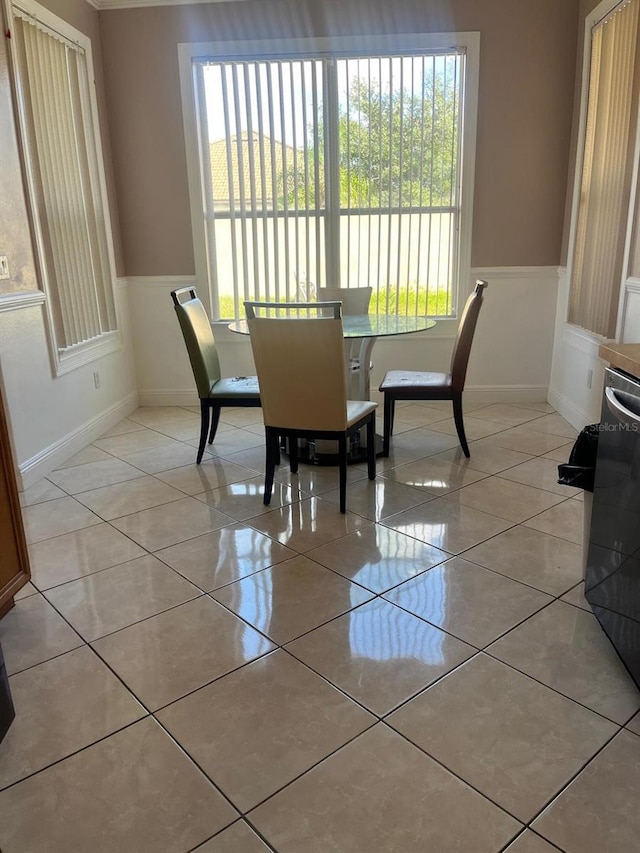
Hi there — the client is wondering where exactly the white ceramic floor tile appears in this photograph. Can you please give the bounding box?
[0,646,144,788]
[8,398,640,850]
[0,718,237,853]
[45,554,201,641]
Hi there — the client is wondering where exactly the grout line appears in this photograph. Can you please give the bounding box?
[9,404,619,850]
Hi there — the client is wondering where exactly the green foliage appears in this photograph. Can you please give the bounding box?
[217,285,451,320]
[339,65,459,208]
[278,59,459,211]
[371,285,452,317]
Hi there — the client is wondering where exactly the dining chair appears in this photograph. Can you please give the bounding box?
[317,287,374,390]
[171,287,260,463]
[244,301,377,513]
[379,279,488,458]
[317,286,372,315]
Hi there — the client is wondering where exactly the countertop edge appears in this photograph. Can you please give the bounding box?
[599,343,640,378]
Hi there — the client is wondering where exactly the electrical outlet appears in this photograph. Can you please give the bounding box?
[0,255,9,280]
[587,368,593,390]
[93,371,100,389]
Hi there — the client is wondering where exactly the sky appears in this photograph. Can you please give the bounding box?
[201,53,459,146]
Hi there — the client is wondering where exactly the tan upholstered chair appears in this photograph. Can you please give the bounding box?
[317,287,373,385]
[171,287,260,463]
[317,287,372,315]
[379,279,488,458]
[245,301,377,513]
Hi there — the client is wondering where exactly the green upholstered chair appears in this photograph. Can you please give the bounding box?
[171,287,260,463]
[245,300,377,513]
[379,279,488,458]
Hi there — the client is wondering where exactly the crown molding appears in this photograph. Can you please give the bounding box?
[94,0,253,9]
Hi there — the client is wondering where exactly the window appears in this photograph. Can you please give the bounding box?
[8,0,118,373]
[568,0,640,339]
[180,34,478,321]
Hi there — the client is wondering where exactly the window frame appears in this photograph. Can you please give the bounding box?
[566,0,640,342]
[178,32,479,333]
[4,0,121,375]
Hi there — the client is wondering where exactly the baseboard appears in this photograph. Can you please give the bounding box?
[137,389,199,407]
[18,392,139,489]
[141,385,549,410]
[463,385,550,405]
[547,386,591,431]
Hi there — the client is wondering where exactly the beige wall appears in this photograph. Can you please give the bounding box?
[98,0,580,276]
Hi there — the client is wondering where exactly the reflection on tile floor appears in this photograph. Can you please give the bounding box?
[2,401,640,852]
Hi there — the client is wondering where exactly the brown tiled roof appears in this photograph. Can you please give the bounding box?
[208,132,298,209]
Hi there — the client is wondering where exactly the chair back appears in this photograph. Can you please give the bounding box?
[171,287,221,399]
[245,302,348,431]
[450,279,488,392]
[317,287,372,315]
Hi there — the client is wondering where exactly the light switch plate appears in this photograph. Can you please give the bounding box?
[0,256,9,280]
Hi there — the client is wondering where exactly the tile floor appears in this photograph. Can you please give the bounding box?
[1,401,640,852]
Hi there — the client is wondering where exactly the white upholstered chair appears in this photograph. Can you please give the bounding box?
[317,286,373,391]
[245,301,377,513]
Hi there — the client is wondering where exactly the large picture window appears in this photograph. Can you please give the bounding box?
[8,0,118,373]
[180,34,478,321]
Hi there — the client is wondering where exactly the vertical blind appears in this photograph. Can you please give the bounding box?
[194,51,464,320]
[12,7,116,350]
[569,0,640,338]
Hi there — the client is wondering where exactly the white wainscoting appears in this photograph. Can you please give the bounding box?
[3,281,139,488]
[128,267,559,408]
[548,267,607,429]
[620,277,640,343]
[550,262,640,431]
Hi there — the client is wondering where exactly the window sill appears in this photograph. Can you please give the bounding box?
[54,330,122,376]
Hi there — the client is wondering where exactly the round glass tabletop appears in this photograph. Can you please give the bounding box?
[228,315,436,339]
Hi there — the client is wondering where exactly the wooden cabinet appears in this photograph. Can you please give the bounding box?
[0,383,30,618]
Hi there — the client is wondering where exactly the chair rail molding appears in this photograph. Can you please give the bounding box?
[125,276,197,289]
[0,291,46,313]
[470,265,560,281]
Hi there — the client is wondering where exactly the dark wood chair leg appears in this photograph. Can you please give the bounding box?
[382,393,393,457]
[452,393,470,457]
[338,435,348,513]
[264,427,277,504]
[197,400,210,464]
[208,405,221,444]
[289,435,299,474]
[366,416,376,481]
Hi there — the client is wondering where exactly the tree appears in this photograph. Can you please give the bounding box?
[279,56,460,211]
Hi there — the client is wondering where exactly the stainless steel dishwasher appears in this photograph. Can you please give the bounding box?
[585,366,640,689]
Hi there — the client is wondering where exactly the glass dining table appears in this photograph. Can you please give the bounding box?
[228,313,436,462]
[228,314,436,401]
